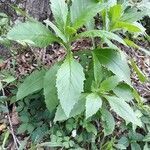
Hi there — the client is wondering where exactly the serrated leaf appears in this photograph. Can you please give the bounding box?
[7,21,57,47]
[17,70,45,100]
[50,0,68,31]
[101,108,115,136]
[109,4,122,23]
[75,30,127,46]
[113,83,134,102]
[71,0,108,29]
[86,93,102,119]
[99,75,120,92]
[94,48,131,85]
[54,94,86,122]
[44,64,59,113]
[106,96,142,126]
[111,21,141,32]
[92,52,103,84]
[56,58,85,117]
[121,8,146,23]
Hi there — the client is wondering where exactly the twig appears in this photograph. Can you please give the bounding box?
[6,101,19,150]
[2,87,20,149]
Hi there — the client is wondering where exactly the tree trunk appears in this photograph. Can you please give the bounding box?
[0,0,51,21]
[25,0,51,21]
[0,0,52,57]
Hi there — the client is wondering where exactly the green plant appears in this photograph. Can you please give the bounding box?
[0,12,11,47]
[6,0,149,149]
[0,13,10,35]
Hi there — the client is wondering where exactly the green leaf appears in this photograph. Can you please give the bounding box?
[86,93,102,119]
[92,52,103,84]
[86,18,95,30]
[75,30,127,46]
[133,22,146,33]
[121,8,146,23]
[71,0,108,29]
[50,0,68,31]
[56,58,85,117]
[131,142,141,150]
[17,123,28,134]
[109,4,122,23]
[99,75,120,92]
[132,89,143,104]
[113,83,134,102]
[44,19,67,43]
[114,144,126,150]
[54,106,66,122]
[124,39,139,49]
[101,108,115,136]
[65,26,77,35]
[106,96,142,126]
[17,70,45,100]
[86,123,97,135]
[94,48,131,85]
[2,76,16,83]
[143,133,150,142]
[111,21,141,32]
[130,59,148,83]
[54,94,86,122]
[0,37,11,46]
[118,137,129,147]
[143,143,149,150]
[128,132,144,141]
[7,21,57,47]
[101,140,114,150]
[101,9,110,31]
[44,64,59,113]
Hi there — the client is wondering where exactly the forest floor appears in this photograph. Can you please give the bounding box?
[0,1,150,149]
[0,31,150,150]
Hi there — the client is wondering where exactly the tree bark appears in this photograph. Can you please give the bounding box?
[25,0,51,21]
[0,0,52,57]
[0,0,51,21]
